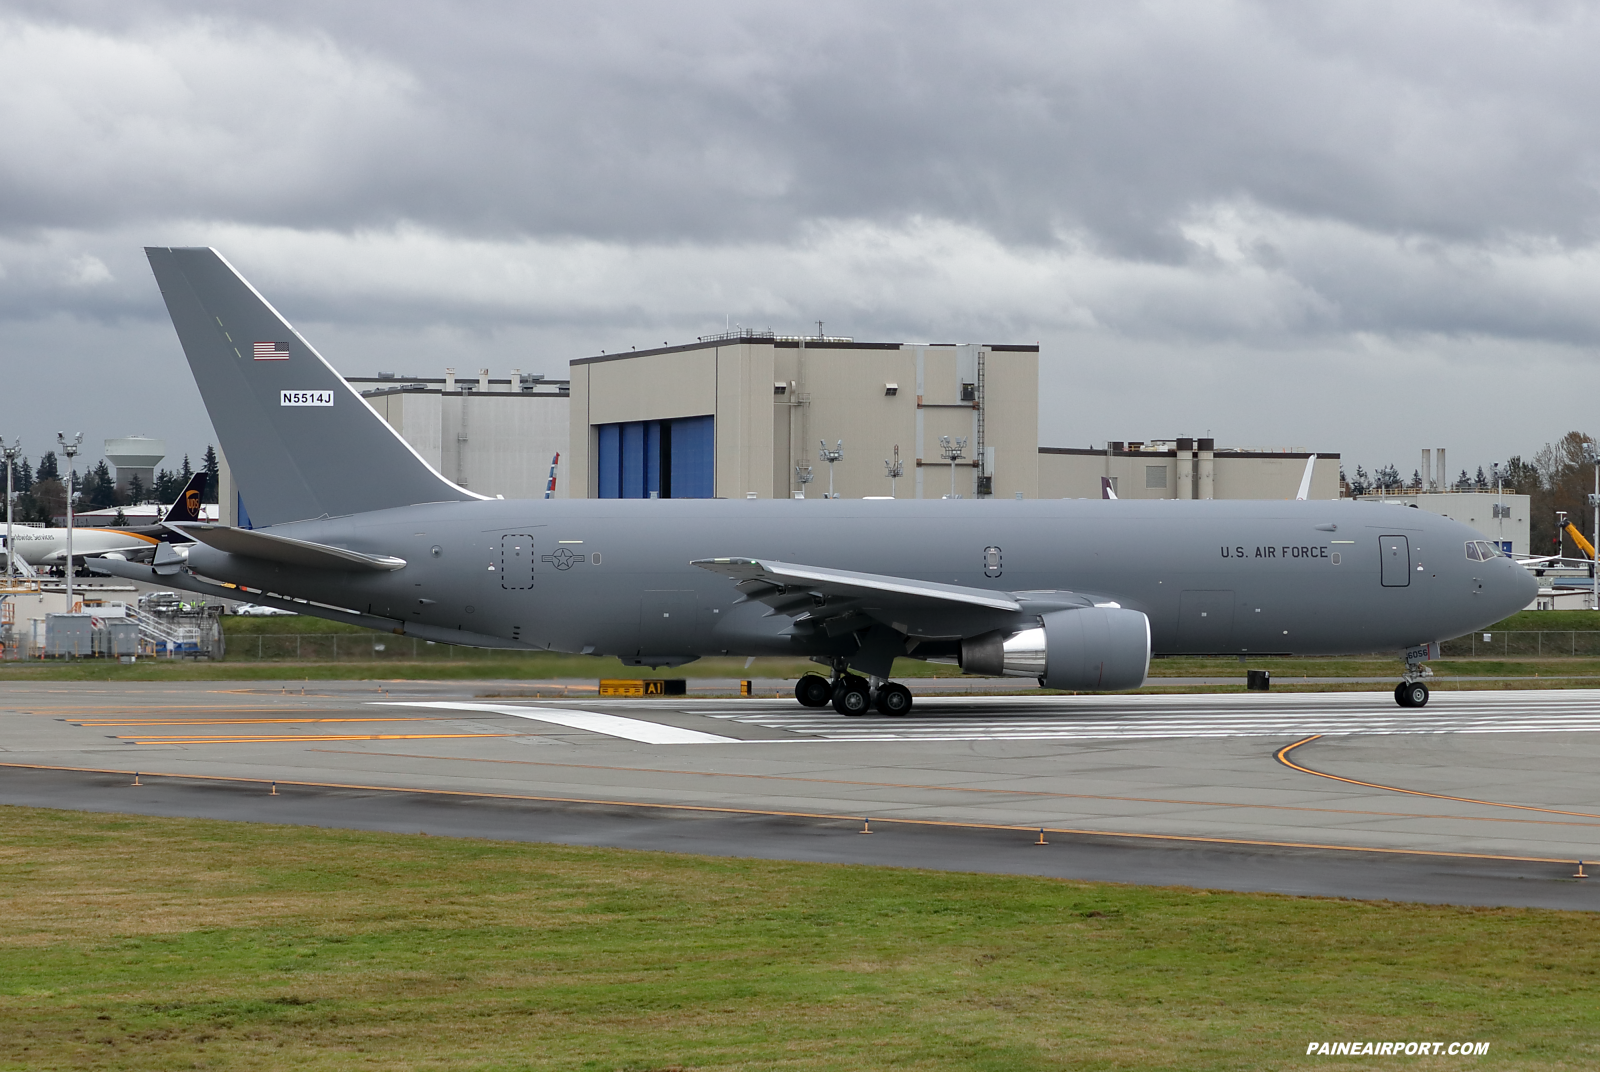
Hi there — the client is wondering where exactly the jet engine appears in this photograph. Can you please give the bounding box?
[959,607,1150,691]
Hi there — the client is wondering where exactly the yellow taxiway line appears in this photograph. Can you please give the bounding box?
[1275,735,1600,820]
[113,733,521,744]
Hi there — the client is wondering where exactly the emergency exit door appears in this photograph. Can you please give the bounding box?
[1380,535,1410,587]
[501,534,535,590]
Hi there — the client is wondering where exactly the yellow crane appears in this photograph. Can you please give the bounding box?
[1557,511,1597,560]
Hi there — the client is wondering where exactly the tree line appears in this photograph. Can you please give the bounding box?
[2,446,218,526]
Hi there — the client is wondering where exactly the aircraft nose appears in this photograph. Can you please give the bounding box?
[1497,557,1538,615]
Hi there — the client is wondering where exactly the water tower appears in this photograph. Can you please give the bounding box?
[104,436,166,499]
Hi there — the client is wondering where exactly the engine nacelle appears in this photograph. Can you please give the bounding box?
[960,607,1150,691]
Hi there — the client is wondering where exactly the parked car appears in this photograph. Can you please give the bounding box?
[232,602,297,616]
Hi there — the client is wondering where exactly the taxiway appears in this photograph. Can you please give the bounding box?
[2,681,1596,910]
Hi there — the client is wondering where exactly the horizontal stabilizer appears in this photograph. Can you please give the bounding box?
[173,523,406,572]
[692,557,1020,613]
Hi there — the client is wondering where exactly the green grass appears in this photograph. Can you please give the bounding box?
[1,807,1595,1070]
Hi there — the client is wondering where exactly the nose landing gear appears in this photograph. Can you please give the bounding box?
[1393,643,1436,707]
[1395,680,1429,707]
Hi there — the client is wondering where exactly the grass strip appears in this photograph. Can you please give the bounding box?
[1,807,1597,1070]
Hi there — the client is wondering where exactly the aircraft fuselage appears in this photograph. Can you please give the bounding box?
[185,495,1535,664]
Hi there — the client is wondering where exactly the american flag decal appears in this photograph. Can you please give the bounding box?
[253,341,290,360]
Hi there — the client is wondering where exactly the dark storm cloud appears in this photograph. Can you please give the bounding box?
[7,0,1600,250]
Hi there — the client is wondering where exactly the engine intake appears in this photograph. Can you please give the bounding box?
[960,607,1149,691]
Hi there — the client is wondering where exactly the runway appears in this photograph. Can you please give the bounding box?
[2,681,1598,910]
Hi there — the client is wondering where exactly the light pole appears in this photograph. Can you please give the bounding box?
[1,437,17,586]
[1586,443,1599,612]
[794,464,813,498]
[940,435,966,498]
[57,432,82,608]
[884,445,903,498]
[819,440,843,499]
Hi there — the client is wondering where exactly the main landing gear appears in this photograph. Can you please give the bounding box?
[794,664,914,717]
[1393,644,1434,707]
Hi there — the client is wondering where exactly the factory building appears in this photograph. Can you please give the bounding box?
[351,370,570,500]
[1038,440,1341,500]
[566,332,1040,499]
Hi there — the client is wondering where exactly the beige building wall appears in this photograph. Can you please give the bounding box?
[358,380,569,500]
[571,337,1040,499]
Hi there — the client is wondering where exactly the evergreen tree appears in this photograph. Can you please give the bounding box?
[1409,469,1422,490]
[201,446,219,504]
[153,468,178,503]
[181,454,193,481]
[1476,466,1488,489]
[29,477,65,524]
[35,451,58,483]
[14,457,31,494]
[1457,468,1470,490]
[82,459,117,510]
[127,472,146,505]
[113,506,128,526]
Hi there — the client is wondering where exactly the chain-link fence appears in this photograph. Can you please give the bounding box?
[225,634,521,661]
[1438,631,1600,657]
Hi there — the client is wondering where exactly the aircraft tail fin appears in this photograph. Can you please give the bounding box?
[159,471,208,525]
[144,247,479,527]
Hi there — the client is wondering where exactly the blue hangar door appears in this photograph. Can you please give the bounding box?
[596,415,714,498]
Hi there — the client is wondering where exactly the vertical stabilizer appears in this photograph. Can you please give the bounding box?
[145,247,478,527]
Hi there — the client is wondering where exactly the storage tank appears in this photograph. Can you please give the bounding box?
[104,436,165,499]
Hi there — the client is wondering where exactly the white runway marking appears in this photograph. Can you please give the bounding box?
[376,702,737,745]
[687,690,1600,741]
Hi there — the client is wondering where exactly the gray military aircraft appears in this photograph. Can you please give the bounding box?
[92,247,1536,713]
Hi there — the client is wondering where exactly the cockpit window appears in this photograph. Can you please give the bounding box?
[1466,541,1498,561]
[1466,541,1484,561]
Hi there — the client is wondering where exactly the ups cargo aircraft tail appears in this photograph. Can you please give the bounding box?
[95,247,1536,712]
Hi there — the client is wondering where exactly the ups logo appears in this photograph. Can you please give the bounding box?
[182,490,200,518]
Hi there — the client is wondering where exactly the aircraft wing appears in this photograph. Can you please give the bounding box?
[694,557,1021,613]
[173,523,406,572]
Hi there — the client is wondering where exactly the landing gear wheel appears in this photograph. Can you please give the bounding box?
[875,682,913,716]
[795,674,833,708]
[1395,681,1429,707]
[832,677,871,716]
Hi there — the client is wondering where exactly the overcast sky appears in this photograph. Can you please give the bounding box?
[3,0,1599,483]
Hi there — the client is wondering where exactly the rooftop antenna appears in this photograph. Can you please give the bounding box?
[816,320,824,339]
[794,463,813,498]
[819,440,843,499]
[884,445,903,498]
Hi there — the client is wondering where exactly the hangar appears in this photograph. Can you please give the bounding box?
[565,331,1041,500]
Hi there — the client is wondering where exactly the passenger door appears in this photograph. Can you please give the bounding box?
[1379,535,1410,587]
